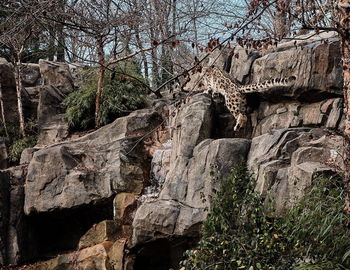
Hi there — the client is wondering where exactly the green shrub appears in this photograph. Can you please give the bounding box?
[180,165,350,270]
[0,118,38,163]
[180,164,291,270]
[287,175,350,269]
[63,67,147,130]
[8,135,37,162]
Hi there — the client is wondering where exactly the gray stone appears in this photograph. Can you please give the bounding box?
[24,109,162,214]
[132,138,250,246]
[36,86,69,146]
[19,147,41,165]
[150,141,172,189]
[21,64,41,86]
[39,60,74,93]
[326,98,343,129]
[0,138,7,169]
[250,38,342,101]
[78,220,120,249]
[170,93,213,160]
[0,165,27,266]
[230,46,260,84]
[248,128,343,214]
[132,93,251,246]
[253,99,343,137]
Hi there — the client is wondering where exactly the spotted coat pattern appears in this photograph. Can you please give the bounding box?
[200,66,295,131]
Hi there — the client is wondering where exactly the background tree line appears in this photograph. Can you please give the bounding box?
[0,0,350,183]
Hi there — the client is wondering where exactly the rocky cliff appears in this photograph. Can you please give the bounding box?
[0,31,345,269]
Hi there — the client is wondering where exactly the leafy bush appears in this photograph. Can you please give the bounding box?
[0,118,38,163]
[286,175,350,269]
[8,135,37,162]
[63,67,147,130]
[180,165,350,270]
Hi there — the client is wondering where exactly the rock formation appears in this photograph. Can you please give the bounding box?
[0,31,345,269]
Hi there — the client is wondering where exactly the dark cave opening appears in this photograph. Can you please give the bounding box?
[24,198,114,262]
[134,238,195,270]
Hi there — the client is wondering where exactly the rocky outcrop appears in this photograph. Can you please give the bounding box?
[248,128,343,214]
[0,32,345,270]
[244,32,342,101]
[252,98,343,137]
[36,61,77,145]
[24,109,162,214]
[132,94,251,247]
[0,165,27,266]
[25,241,125,270]
[36,86,70,145]
[0,58,18,124]
[38,60,74,93]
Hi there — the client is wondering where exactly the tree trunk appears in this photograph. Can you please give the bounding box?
[48,26,56,61]
[95,39,105,127]
[339,0,350,213]
[150,27,159,88]
[56,0,66,62]
[14,62,25,137]
[56,23,65,62]
[274,0,291,40]
[135,31,149,82]
[0,82,8,138]
[192,0,199,55]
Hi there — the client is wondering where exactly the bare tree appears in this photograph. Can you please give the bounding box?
[0,1,41,137]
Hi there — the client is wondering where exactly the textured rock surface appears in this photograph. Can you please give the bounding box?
[24,109,162,214]
[79,220,120,249]
[253,98,343,137]
[38,60,74,93]
[36,60,77,145]
[0,138,7,169]
[250,34,342,100]
[230,46,260,84]
[21,63,41,86]
[0,58,18,124]
[132,94,251,246]
[0,166,27,265]
[36,86,70,145]
[248,128,343,214]
[25,241,125,270]
[0,33,346,269]
[113,193,137,223]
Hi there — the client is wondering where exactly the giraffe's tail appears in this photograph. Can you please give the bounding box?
[239,76,296,94]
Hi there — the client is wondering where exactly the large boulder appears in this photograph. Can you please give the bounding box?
[21,63,41,87]
[24,241,125,270]
[24,109,162,214]
[0,58,18,124]
[36,86,69,146]
[38,60,74,93]
[252,98,343,137]
[249,32,342,101]
[132,94,251,246]
[0,165,27,266]
[133,138,250,245]
[248,128,343,214]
